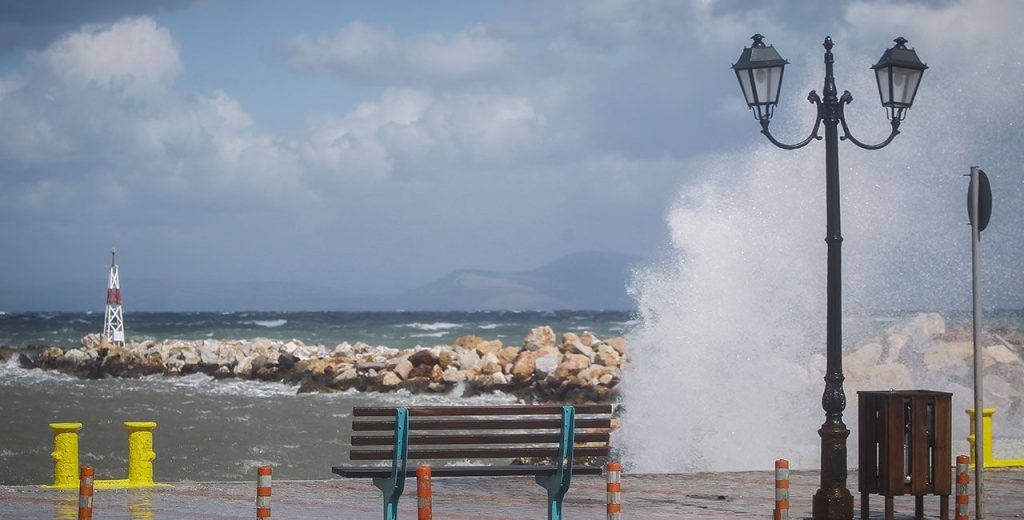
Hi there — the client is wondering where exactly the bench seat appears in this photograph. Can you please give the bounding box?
[333,464,605,479]
[333,404,613,520]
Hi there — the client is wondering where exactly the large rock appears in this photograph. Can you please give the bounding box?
[408,349,440,367]
[579,331,597,347]
[393,359,414,379]
[381,371,402,386]
[438,350,456,369]
[923,341,972,373]
[442,366,466,383]
[605,337,627,356]
[497,346,519,366]
[594,350,620,368]
[985,344,1022,366]
[512,351,539,380]
[523,326,556,351]
[534,351,562,379]
[475,340,503,356]
[561,332,580,350]
[554,353,591,379]
[846,342,883,373]
[454,348,481,370]
[480,353,502,375]
[564,340,595,361]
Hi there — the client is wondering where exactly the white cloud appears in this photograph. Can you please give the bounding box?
[36,17,183,98]
[301,88,551,180]
[287,20,511,84]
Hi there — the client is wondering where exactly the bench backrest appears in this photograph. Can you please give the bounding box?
[350,404,612,465]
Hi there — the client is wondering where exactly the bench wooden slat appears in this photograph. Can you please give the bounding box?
[353,417,611,432]
[351,431,610,446]
[353,404,612,416]
[350,445,610,461]
[333,464,605,478]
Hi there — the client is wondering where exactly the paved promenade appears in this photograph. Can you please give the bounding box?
[1,469,1022,519]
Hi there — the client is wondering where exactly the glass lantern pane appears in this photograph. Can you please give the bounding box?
[765,66,783,104]
[875,68,890,105]
[890,68,911,106]
[737,69,756,105]
[752,67,770,103]
[895,67,922,105]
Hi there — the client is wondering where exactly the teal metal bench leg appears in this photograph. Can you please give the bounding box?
[372,407,409,520]
[535,406,575,520]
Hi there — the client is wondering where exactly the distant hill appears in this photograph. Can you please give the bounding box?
[396,251,642,310]
[0,251,642,311]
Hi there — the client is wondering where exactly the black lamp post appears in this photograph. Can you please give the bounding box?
[732,35,927,520]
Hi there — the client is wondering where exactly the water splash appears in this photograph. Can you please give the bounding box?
[620,36,1024,472]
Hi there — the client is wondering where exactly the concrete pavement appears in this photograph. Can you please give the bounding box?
[1,469,1022,519]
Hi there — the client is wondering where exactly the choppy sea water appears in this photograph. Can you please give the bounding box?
[0,310,1021,485]
[0,311,634,485]
[0,310,636,350]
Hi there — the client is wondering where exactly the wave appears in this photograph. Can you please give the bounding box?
[409,332,449,338]
[241,319,288,328]
[397,322,462,331]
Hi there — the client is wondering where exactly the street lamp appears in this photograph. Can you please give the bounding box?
[731,35,927,520]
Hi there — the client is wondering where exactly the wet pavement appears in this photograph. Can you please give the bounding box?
[1,469,1022,519]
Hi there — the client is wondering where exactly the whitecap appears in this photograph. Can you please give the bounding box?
[397,322,461,331]
[241,319,288,328]
[409,332,448,338]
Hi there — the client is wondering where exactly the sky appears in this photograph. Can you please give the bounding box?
[0,0,1021,309]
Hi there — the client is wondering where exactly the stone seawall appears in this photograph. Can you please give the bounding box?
[4,326,626,403]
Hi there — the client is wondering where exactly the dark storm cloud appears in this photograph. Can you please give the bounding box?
[0,0,195,51]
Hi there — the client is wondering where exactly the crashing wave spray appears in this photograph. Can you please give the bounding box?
[618,32,1024,472]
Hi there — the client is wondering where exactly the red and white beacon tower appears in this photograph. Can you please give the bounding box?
[102,249,125,345]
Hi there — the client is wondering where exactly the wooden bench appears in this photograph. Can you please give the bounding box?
[332,404,613,520]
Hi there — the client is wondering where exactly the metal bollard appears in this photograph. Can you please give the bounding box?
[256,466,272,519]
[955,455,970,520]
[417,464,432,520]
[78,466,94,520]
[774,459,789,520]
[50,423,84,489]
[124,422,157,487]
[606,461,621,519]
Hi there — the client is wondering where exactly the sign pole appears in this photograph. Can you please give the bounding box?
[968,165,985,519]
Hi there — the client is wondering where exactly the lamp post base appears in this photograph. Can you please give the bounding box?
[813,487,854,520]
[813,424,854,520]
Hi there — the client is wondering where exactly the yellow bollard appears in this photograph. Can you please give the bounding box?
[124,421,157,487]
[966,407,995,466]
[48,423,83,489]
[966,407,1024,468]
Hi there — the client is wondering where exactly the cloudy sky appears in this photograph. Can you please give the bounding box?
[0,0,1021,308]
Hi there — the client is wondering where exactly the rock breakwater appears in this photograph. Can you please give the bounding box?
[8,326,627,403]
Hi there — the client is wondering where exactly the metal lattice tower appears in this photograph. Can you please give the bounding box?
[102,249,125,345]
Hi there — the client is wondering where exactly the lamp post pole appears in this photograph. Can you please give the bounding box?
[732,35,927,520]
[816,36,853,519]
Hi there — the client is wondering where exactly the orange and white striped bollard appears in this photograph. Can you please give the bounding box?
[417,464,432,520]
[774,459,789,520]
[78,465,94,520]
[256,466,272,519]
[955,455,970,520]
[607,461,621,519]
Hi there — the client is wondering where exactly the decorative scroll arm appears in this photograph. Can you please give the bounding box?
[838,91,901,150]
[759,91,823,150]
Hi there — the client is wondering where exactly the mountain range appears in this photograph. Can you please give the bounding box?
[0,251,643,312]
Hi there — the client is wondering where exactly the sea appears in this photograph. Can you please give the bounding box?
[0,310,635,485]
[1,309,1021,485]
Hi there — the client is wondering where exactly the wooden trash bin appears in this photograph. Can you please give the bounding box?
[858,390,952,520]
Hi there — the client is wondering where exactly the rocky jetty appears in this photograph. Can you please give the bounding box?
[810,313,1024,431]
[14,327,627,403]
